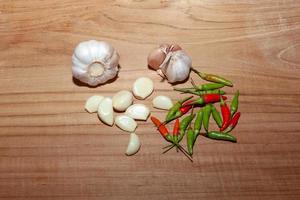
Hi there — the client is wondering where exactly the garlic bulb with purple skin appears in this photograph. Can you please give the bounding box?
[72,40,119,86]
[147,44,192,83]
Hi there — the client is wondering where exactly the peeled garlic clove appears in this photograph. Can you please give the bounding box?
[115,115,137,132]
[152,95,173,110]
[126,133,141,156]
[85,95,104,113]
[132,77,154,100]
[97,97,114,126]
[112,90,133,112]
[125,104,150,121]
[161,50,192,83]
[72,40,119,86]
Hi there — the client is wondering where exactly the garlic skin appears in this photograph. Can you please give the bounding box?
[126,133,141,156]
[152,95,173,110]
[147,44,191,83]
[97,97,114,126]
[85,95,104,113]
[125,104,150,121]
[72,40,119,86]
[115,115,137,132]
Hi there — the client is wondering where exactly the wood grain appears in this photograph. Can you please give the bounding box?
[1,0,300,199]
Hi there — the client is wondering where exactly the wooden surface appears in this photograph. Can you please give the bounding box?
[1,0,300,199]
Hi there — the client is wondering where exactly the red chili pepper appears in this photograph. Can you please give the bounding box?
[220,97,231,131]
[181,99,195,107]
[151,116,169,137]
[179,105,192,115]
[223,112,241,133]
[185,95,227,106]
[173,119,180,136]
[203,94,227,104]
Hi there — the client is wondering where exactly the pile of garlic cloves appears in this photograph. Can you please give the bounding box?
[84,77,154,156]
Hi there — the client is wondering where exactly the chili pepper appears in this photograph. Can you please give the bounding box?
[164,112,195,152]
[220,96,231,131]
[186,127,194,156]
[165,96,193,123]
[182,99,195,107]
[178,113,195,142]
[202,104,211,132]
[230,90,239,117]
[179,105,193,115]
[191,68,233,87]
[210,104,222,128]
[207,131,237,142]
[151,116,173,142]
[172,118,180,145]
[223,112,241,133]
[174,88,226,96]
[186,94,227,106]
[203,94,227,104]
[194,109,203,139]
[194,83,225,91]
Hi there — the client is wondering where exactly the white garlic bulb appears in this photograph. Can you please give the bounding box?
[147,44,192,83]
[72,40,119,86]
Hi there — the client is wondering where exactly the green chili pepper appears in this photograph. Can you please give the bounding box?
[202,104,211,132]
[205,90,226,95]
[165,96,192,123]
[187,127,194,156]
[210,104,222,128]
[207,131,237,142]
[178,113,195,142]
[191,68,233,87]
[195,83,225,91]
[230,90,239,117]
[194,109,203,139]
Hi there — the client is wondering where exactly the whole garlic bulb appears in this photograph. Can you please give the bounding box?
[72,40,119,86]
[147,44,191,83]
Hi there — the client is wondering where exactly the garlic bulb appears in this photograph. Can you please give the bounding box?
[72,40,119,86]
[147,44,191,83]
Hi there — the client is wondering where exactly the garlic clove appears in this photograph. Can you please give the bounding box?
[72,40,120,86]
[147,47,167,70]
[132,77,154,100]
[126,133,141,156]
[125,104,150,121]
[97,97,114,126]
[161,50,192,83]
[112,90,133,112]
[168,44,182,52]
[85,95,104,113]
[115,115,137,132]
[152,95,173,110]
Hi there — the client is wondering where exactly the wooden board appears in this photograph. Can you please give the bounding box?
[1,0,300,199]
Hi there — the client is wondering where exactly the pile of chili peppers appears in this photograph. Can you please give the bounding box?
[151,68,241,162]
